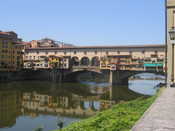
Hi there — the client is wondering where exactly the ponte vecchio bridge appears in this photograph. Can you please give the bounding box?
[24,44,165,85]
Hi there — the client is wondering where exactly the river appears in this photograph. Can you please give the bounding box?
[0,73,164,131]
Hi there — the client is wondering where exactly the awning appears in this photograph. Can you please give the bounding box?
[144,63,163,67]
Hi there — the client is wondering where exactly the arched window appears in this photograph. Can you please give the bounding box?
[71,57,79,66]
[80,57,90,66]
[91,57,100,66]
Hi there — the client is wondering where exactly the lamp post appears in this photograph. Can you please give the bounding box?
[165,0,167,86]
[168,28,175,87]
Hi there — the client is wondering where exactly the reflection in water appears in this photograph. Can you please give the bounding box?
[0,82,113,131]
[0,74,160,131]
[0,90,21,128]
[129,73,165,95]
[109,85,144,102]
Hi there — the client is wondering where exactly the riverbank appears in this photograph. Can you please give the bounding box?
[132,87,175,131]
[54,91,159,131]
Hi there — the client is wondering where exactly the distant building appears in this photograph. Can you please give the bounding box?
[0,31,25,71]
[29,38,75,48]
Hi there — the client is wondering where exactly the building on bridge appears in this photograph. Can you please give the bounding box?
[24,44,165,72]
[24,55,70,70]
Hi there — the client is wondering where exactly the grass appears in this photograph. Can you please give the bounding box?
[53,89,161,131]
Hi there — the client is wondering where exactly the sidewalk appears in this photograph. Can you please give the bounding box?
[132,88,175,131]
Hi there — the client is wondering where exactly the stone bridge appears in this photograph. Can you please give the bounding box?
[0,67,164,85]
[53,66,165,85]
[23,44,165,84]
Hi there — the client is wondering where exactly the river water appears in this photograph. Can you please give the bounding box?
[0,73,164,131]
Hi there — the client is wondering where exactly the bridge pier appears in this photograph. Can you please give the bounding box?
[109,70,129,86]
[50,69,58,82]
[49,69,66,83]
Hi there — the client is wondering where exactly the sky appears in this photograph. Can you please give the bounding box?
[0,0,165,46]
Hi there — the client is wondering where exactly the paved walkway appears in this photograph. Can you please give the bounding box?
[132,88,175,131]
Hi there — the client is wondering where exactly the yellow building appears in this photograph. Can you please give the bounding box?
[0,31,24,71]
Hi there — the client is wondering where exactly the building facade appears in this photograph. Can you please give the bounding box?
[0,31,24,71]
[167,0,175,85]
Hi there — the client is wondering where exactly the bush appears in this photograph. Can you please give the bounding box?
[54,95,157,131]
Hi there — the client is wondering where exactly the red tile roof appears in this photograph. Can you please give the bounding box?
[14,41,30,45]
[0,32,9,35]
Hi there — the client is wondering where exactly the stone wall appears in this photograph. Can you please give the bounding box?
[0,69,58,82]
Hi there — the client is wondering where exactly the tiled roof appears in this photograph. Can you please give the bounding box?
[0,32,9,35]
[0,31,17,39]
[26,44,165,50]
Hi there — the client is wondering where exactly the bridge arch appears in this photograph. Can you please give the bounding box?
[91,56,100,66]
[111,70,165,85]
[80,57,90,66]
[128,71,164,80]
[63,70,103,82]
[71,56,79,66]
[128,72,165,81]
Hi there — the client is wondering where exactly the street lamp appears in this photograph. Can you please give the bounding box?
[168,28,175,87]
[169,28,175,41]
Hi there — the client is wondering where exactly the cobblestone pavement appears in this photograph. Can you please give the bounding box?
[132,88,175,131]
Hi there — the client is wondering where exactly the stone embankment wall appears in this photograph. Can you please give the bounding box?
[0,69,62,82]
[0,69,111,83]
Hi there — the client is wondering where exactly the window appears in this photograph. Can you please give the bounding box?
[45,52,48,55]
[37,51,39,54]
[84,51,87,55]
[54,51,57,54]
[173,10,175,29]
[17,51,21,54]
[117,51,120,54]
[2,40,8,48]
[74,51,77,54]
[106,51,109,55]
[94,51,97,55]
[64,51,67,55]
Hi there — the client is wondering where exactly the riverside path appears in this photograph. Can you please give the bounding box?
[132,88,175,131]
